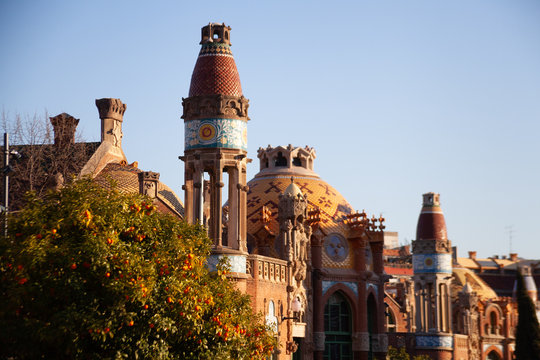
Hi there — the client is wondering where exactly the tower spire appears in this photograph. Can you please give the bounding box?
[412,192,453,359]
[181,23,250,276]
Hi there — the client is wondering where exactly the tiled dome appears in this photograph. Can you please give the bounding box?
[94,163,184,217]
[246,145,353,239]
[416,192,448,241]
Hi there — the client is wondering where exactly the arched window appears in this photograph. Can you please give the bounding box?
[324,292,352,360]
[292,156,302,167]
[265,300,278,333]
[490,311,498,335]
[275,152,287,167]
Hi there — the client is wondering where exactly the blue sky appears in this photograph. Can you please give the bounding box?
[1,0,539,259]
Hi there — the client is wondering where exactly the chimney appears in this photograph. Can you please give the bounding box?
[468,251,477,260]
[49,113,79,147]
[138,171,160,198]
[510,253,518,261]
[95,98,126,147]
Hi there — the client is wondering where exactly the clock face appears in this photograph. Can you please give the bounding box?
[324,234,349,262]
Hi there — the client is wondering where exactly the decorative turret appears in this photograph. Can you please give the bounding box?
[277,179,310,355]
[412,193,453,359]
[183,22,249,127]
[416,193,448,242]
[257,144,316,174]
[181,23,249,277]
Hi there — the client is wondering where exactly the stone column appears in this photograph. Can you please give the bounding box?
[227,166,239,249]
[192,167,204,225]
[352,237,369,360]
[238,162,248,252]
[210,165,223,248]
[183,168,194,224]
[312,234,324,360]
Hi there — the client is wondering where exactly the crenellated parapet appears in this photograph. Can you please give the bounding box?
[346,210,385,234]
[257,144,317,173]
[200,23,231,46]
[95,98,126,122]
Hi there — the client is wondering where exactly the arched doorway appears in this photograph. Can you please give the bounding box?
[487,350,502,360]
[324,291,352,360]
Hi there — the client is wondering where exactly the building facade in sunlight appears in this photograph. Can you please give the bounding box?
[9,21,539,360]
[180,23,389,360]
[382,193,537,360]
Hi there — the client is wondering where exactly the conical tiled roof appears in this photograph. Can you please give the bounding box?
[416,192,448,241]
[188,24,242,97]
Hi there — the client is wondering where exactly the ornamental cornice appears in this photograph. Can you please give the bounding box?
[412,239,451,254]
[182,95,249,120]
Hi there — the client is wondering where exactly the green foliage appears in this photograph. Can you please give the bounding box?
[387,346,431,360]
[387,346,411,360]
[0,179,276,359]
[515,270,540,360]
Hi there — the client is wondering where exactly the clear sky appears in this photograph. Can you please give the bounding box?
[1,0,539,259]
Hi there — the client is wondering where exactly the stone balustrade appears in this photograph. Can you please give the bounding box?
[246,254,288,284]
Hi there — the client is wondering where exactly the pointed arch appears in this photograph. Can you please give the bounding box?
[485,346,503,360]
[324,291,353,360]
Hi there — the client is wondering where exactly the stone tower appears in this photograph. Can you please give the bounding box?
[412,193,453,360]
[181,23,250,275]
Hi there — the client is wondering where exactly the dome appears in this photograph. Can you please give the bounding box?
[283,179,304,199]
[246,145,353,239]
[94,162,184,217]
[188,23,242,97]
[416,192,448,241]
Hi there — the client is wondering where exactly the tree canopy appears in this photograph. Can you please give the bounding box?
[0,179,275,359]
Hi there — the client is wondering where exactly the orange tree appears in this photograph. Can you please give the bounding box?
[0,179,275,359]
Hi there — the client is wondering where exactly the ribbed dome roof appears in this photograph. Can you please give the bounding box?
[416,192,448,241]
[188,25,242,97]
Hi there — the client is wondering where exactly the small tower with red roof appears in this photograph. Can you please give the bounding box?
[412,192,453,360]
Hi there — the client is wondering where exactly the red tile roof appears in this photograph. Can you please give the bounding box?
[189,44,242,97]
[385,266,414,276]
